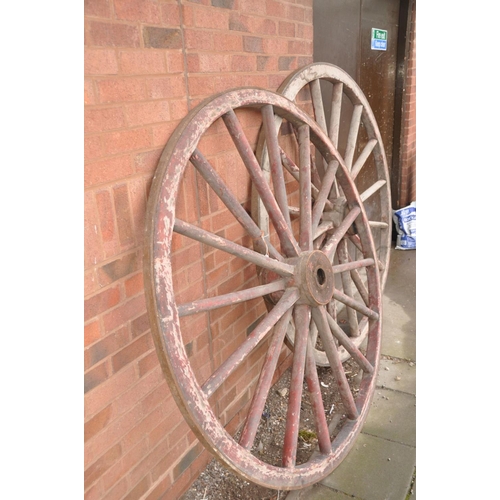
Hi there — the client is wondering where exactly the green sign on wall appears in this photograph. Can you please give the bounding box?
[371,28,388,51]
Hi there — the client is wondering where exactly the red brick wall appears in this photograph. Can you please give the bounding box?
[84,1,313,499]
[398,0,416,208]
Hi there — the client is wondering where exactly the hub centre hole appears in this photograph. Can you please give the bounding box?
[316,268,326,286]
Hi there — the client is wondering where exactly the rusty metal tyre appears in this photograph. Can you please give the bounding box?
[144,88,382,490]
[254,63,391,367]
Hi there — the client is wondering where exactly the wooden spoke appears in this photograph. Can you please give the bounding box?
[345,243,370,307]
[283,304,310,467]
[177,280,287,317]
[348,234,385,272]
[360,179,386,202]
[222,109,300,257]
[311,307,358,420]
[338,240,359,337]
[323,205,362,261]
[328,81,343,147]
[331,258,374,275]
[304,336,332,455]
[349,268,370,306]
[298,124,313,251]
[332,288,379,321]
[261,104,292,229]
[369,221,389,229]
[280,148,334,210]
[327,300,337,320]
[313,232,327,251]
[309,317,319,348]
[174,219,295,277]
[239,307,294,450]
[313,221,335,241]
[291,123,323,188]
[202,288,300,398]
[190,148,281,259]
[344,104,363,170]
[325,311,374,374]
[351,139,377,180]
[311,160,339,231]
[309,79,328,134]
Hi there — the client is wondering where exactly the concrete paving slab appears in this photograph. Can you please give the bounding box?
[381,297,416,361]
[363,389,416,447]
[377,358,416,395]
[286,483,362,500]
[384,249,416,312]
[408,475,416,499]
[381,318,417,361]
[381,249,416,361]
[320,433,415,500]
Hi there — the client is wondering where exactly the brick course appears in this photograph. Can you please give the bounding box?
[398,1,416,208]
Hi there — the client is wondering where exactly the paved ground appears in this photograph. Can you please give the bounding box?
[287,246,416,500]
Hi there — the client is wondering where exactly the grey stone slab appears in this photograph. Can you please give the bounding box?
[408,476,416,499]
[363,389,416,447]
[377,358,416,395]
[285,483,361,500]
[384,248,416,313]
[381,297,416,361]
[320,433,415,500]
[381,248,416,361]
[380,326,416,362]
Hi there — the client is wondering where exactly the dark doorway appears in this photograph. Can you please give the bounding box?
[313,0,403,183]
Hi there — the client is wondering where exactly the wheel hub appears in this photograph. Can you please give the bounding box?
[295,250,334,306]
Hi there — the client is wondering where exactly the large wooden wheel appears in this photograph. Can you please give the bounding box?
[144,88,382,490]
[254,63,391,366]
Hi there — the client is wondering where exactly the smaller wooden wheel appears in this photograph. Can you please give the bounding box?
[254,63,391,366]
[144,88,382,490]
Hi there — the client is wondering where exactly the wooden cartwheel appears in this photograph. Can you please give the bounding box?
[254,63,391,367]
[144,87,382,490]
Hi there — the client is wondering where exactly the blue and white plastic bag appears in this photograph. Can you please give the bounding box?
[393,201,416,250]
